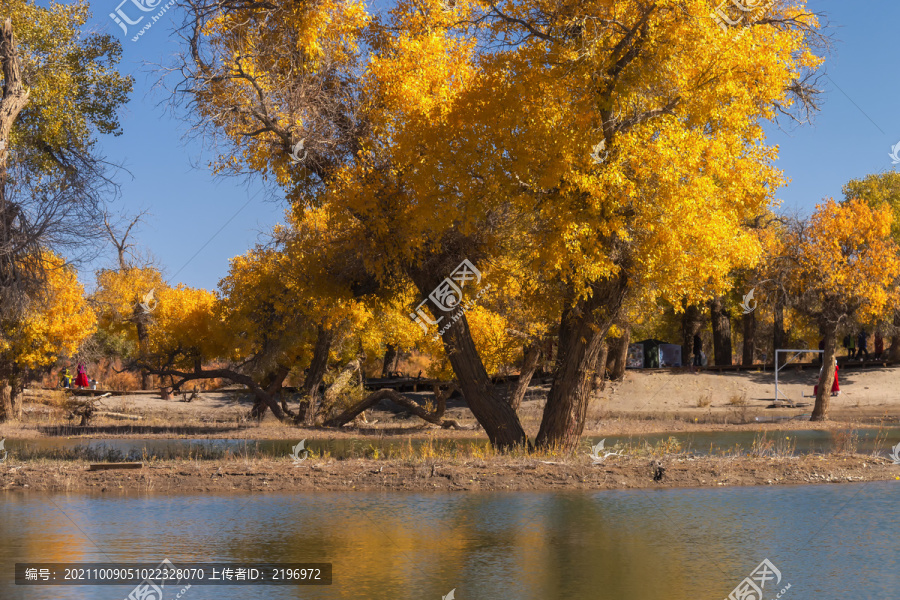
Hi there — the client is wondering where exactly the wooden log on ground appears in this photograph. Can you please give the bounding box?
[88,463,143,471]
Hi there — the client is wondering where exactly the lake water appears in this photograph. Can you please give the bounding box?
[1,483,898,599]
[5,427,900,461]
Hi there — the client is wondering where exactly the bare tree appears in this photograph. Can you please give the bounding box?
[0,19,121,316]
[104,210,153,270]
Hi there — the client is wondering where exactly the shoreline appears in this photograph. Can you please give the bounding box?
[3,413,899,441]
[3,455,898,493]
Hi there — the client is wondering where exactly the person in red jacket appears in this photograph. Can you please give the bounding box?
[814,357,840,397]
[874,332,884,360]
[74,363,90,388]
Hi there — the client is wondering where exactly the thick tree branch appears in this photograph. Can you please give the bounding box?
[324,388,465,429]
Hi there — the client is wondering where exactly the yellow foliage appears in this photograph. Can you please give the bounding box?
[787,198,900,323]
[325,0,822,315]
[93,266,166,339]
[0,254,96,371]
[146,285,223,363]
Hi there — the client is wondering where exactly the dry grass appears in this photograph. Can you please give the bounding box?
[697,390,712,408]
[748,431,797,458]
[727,392,748,406]
[831,429,858,455]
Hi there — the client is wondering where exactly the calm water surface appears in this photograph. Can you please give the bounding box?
[1,483,899,599]
[5,427,900,460]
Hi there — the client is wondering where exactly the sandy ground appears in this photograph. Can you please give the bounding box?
[2,366,899,493]
[596,363,900,419]
[2,455,898,493]
[3,365,897,442]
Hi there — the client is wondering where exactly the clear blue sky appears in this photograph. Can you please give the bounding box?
[78,0,899,290]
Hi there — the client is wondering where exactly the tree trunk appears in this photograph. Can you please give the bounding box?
[262,364,292,416]
[536,274,628,451]
[741,308,756,366]
[261,365,291,396]
[0,19,30,194]
[681,304,703,365]
[301,324,333,426]
[508,342,542,411]
[136,321,150,390]
[440,312,528,449]
[709,296,733,366]
[407,254,529,452]
[594,341,609,392]
[607,323,631,380]
[887,313,900,362]
[811,325,838,421]
[0,376,22,421]
[381,344,400,378]
[773,295,786,358]
[0,380,13,421]
[431,383,458,418]
[408,263,528,450]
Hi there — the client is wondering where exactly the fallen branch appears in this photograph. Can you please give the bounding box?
[94,411,142,421]
[324,388,466,429]
[139,365,290,422]
[67,393,113,426]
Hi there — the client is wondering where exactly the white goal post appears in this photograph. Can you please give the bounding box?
[775,349,823,404]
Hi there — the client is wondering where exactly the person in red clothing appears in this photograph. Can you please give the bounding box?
[814,357,840,397]
[874,332,884,360]
[74,363,90,388]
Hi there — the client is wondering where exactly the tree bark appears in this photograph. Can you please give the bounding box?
[741,308,756,366]
[381,344,400,378]
[0,380,13,421]
[439,311,528,449]
[594,341,609,392]
[263,364,292,416]
[0,375,22,421]
[301,323,333,426]
[681,304,703,365]
[0,19,30,194]
[431,383,458,418]
[607,323,631,380]
[773,294,786,359]
[136,321,150,390]
[536,274,628,451]
[408,263,528,451]
[811,325,838,421]
[709,296,733,366]
[508,342,542,411]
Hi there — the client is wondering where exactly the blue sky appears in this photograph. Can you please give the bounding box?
[78,0,899,291]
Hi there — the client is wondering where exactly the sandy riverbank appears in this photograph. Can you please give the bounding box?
[1,366,898,493]
[2,454,898,493]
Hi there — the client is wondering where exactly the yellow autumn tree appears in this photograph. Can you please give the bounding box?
[0,253,96,419]
[92,266,166,388]
[175,0,823,450]
[144,285,223,369]
[323,0,823,449]
[841,172,900,359]
[94,266,166,338]
[781,198,900,420]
